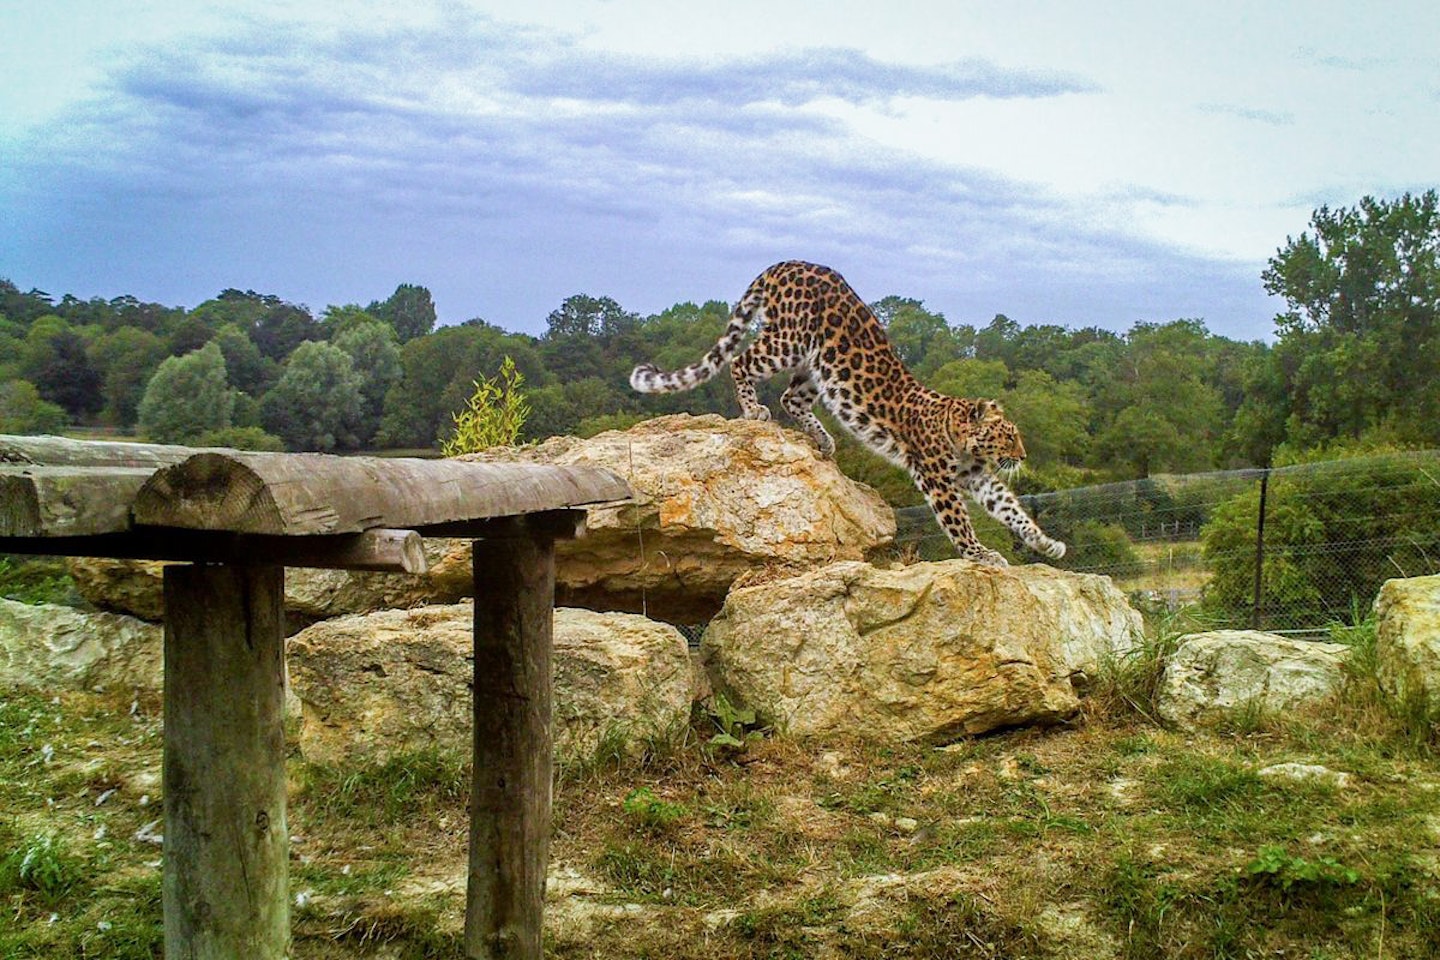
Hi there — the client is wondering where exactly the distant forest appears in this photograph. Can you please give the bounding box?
[3,192,1436,504]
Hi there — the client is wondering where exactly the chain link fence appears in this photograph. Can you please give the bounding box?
[888,450,1440,633]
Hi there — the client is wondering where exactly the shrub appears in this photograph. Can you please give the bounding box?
[1056,520,1143,576]
[0,380,67,434]
[441,356,530,455]
[193,426,286,451]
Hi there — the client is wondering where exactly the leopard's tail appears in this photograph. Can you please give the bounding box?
[629,278,766,394]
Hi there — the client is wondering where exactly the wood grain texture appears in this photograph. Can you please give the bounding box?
[466,536,555,960]
[0,434,202,467]
[0,465,157,537]
[162,563,289,959]
[135,452,629,535]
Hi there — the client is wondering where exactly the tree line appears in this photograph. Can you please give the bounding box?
[2,192,1435,502]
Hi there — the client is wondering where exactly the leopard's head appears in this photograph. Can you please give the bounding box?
[949,398,1026,471]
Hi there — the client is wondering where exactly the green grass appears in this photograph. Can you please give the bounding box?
[0,555,79,606]
[297,749,468,826]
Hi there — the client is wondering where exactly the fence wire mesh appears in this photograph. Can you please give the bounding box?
[887,450,1440,633]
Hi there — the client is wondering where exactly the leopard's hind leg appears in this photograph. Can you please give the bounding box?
[780,371,835,456]
[729,339,796,422]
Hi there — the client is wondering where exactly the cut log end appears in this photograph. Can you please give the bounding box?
[136,453,284,533]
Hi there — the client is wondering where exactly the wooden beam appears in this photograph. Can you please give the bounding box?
[0,527,429,573]
[134,451,630,536]
[163,563,289,959]
[466,535,555,960]
[0,465,158,537]
[418,509,587,541]
[0,434,202,468]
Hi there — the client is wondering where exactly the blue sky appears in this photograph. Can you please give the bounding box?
[2,0,1437,340]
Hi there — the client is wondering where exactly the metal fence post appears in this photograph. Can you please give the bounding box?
[1251,468,1270,630]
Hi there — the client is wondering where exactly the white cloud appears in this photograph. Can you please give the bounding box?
[6,0,1435,340]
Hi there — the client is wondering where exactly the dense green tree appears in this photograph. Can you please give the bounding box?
[1262,191,1440,446]
[137,343,234,443]
[321,304,384,339]
[260,341,365,451]
[194,289,321,361]
[539,294,642,385]
[1002,370,1091,467]
[89,326,167,427]
[212,325,278,397]
[90,294,184,335]
[0,280,55,327]
[973,314,1022,368]
[926,358,1010,399]
[190,290,268,333]
[1092,321,1224,475]
[165,316,217,356]
[334,319,402,445]
[1229,344,1289,467]
[253,302,322,362]
[378,323,548,448]
[368,284,437,343]
[0,380,68,434]
[0,330,22,382]
[871,296,972,379]
[20,316,102,419]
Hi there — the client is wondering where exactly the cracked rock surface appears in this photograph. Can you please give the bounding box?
[701,559,1142,742]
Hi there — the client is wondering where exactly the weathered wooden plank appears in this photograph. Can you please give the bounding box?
[0,434,202,468]
[466,535,555,960]
[420,509,587,541]
[134,452,630,536]
[163,563,289,959]
[0,527,429,573]
[0,465,158,537]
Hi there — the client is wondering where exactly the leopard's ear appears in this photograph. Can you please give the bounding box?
[970,399,1001,423]
[944,400,973,444]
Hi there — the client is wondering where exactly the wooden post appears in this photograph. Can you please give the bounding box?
[466,533,555,960]
[163,563,289,960]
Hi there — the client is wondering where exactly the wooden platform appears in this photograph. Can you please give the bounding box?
[0,435,631,959]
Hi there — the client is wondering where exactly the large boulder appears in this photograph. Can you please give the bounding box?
[67,538,475,629]
[0,598,162,692]
[463,414,896,624]
[288,604,695,765]
[1374,574,1440,715]
[1156,630,1350,729]
[700,559,1142,742]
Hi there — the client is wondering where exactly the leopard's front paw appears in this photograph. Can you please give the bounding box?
[964,547,1009,568]
[1041,539,1067,560]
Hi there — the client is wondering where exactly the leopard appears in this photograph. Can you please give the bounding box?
[629,260,1066,567]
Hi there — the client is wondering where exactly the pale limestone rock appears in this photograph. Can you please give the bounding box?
[463,414,896,624]
[289,604,695,765]
[1157,631,1349,730]
[700,559,1142,742]
[0,598,162,691]
[67,537,474,628]
[1374,574,1440,715]
[1257,762,1352,790]
[66,557,169,622]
